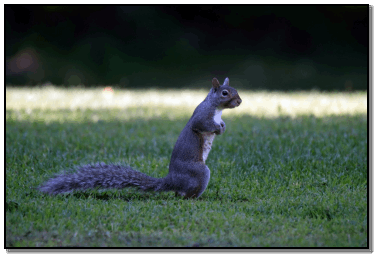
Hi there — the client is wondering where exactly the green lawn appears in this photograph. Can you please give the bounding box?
[6,87,368,247]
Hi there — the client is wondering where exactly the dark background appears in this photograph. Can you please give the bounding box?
[5,5,368,90]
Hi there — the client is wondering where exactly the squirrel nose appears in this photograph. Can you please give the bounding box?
[237,98,242,105]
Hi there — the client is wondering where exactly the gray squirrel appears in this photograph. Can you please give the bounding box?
[39,77,242,198]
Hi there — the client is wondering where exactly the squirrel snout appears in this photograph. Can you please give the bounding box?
[235,96,242,106]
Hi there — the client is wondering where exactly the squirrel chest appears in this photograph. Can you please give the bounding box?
[201,109,223,163]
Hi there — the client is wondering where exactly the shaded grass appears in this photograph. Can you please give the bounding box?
[5,89,367,247]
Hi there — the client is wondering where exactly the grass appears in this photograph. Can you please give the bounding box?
[5,86,368,248]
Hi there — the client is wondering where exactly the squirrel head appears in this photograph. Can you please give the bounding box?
[211,77,242,109]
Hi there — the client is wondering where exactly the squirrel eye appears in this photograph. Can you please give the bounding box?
[222,90,229,96]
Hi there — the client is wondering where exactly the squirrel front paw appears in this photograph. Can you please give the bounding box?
[215,121,226,135]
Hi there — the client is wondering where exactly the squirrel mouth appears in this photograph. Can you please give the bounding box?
[227,99,242,108]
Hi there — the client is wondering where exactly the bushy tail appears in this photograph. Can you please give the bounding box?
[39,163,166,195]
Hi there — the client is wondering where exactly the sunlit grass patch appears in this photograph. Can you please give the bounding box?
[6,87,367,121]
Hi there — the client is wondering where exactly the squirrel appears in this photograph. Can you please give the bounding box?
[39,77,242,198]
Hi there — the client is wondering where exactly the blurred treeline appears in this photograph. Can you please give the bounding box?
[5,5,368,91]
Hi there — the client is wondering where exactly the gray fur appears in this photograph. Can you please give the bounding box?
[39,78,242,198]
[38,163,167,195]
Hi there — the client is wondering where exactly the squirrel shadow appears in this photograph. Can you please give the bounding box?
[68,190,169,202]
[67,190,250,202]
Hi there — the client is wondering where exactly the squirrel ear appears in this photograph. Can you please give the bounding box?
[212,78,220,90]
[223,77,229,86]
